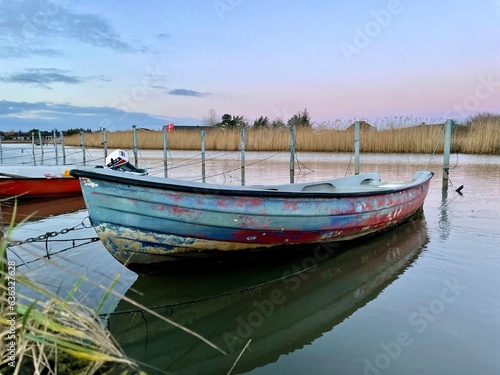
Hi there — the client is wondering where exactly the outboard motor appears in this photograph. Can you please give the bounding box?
[105,149,148,175]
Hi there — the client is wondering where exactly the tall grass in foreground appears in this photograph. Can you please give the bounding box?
[0,202,229,374]
[0,202,140,374]
[64,114,500,154]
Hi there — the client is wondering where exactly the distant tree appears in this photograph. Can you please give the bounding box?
[63,128,82,136]
[217,114,247,129]
[62,128,93,136]
[301,108,311,127]
[202,108,218,127]
[287,108,312,128]
[232,115,247,128]
[271,118,286,128]
[220,113,232,127]
[253,116,270,129]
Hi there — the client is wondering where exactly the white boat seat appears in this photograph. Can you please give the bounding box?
[301,183,336,192]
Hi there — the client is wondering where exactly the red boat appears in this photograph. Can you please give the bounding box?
[0,150,146,199]
[0,166,82,198]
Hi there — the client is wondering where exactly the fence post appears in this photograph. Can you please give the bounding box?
[38,130,44,165]
[132,125,138,167]
[80,130,86,166]
[53,129,58,165]
[443,119,454,182]
[290,125,296,183]
[163,125,169,178]
[31,132,36,165]
[60,131,66,165]
[241,128,245,186]
[102,128,108,162]
[354,121,360,175]
[201,131,206,183]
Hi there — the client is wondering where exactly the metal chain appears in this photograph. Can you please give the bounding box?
[12,237,101,268]
[6,216,93,248]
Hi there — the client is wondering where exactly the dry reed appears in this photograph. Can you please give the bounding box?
[63,115,500,155]
[0,205,140,374]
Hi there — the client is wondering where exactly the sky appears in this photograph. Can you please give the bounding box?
[1,0,500,132]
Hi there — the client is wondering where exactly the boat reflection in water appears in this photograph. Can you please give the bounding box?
[108,212,429,374]
[0,196,86,224]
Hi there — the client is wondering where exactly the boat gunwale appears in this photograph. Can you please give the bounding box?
[70,168,434,199]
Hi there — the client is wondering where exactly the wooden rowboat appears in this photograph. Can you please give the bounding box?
[70,167,433,272]
[0,166,82,198]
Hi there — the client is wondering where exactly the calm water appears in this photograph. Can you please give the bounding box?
[2,144,500,374]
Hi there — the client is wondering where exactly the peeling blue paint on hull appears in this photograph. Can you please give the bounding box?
[93,212,415,268]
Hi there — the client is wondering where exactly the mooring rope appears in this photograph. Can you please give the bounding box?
[425,123,446,171]
[294,153,315,173]
[190,151,284,182]
[344,152,354,177]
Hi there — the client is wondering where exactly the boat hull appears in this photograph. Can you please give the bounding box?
[0,177,82,198]
[72,169,433,270]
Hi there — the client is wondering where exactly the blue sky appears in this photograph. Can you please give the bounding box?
[1,0,499,131]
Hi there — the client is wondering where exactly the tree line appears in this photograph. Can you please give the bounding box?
[4,128,94,137]
[205,108,312,129]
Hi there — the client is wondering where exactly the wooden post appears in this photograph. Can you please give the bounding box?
[163,125,169,178]
[290,125,296,184]
[80,130,86,166]
[53,129,58,165]
[354,121,360,175]
[241,128,245,186]
[60,131,66,165]
[443,119,453,182]
[31,132,36,166]
[102,128,108,161]
[201,131,206,183]
[38,130,44,165]
[132,125,138,167]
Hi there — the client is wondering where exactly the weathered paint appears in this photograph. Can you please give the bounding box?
[73,169,433,268]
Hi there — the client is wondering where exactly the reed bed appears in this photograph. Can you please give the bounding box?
[63,115,500,154]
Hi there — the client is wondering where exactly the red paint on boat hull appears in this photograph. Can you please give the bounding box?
[0,177,82,198]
